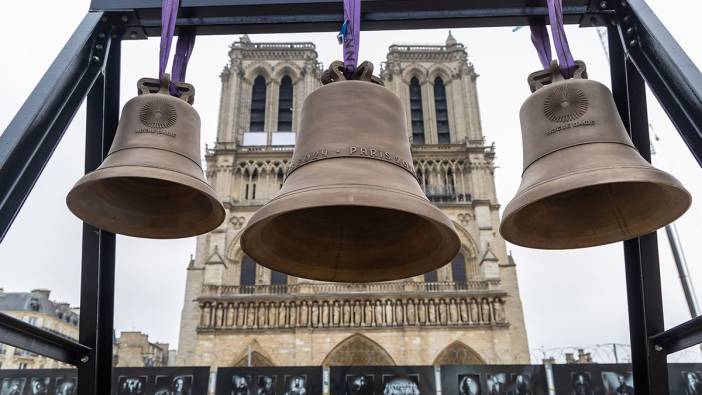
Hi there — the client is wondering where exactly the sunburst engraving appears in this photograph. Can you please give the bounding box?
[139,100,177,129]
[543,85,589,123]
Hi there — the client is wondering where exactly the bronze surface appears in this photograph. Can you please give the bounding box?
[500,62,691,249]
[241,79,460,282]
[66,77,225,238]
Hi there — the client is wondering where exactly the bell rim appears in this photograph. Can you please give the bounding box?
[500,166,691,249]
[66,165,225,239]
[241,188,461,283]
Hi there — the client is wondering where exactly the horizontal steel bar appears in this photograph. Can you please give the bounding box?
[91,0,605,36]
[0,11,109,243]
[616,0,702,167]
[650,315,702,355]
[0,312,91,366]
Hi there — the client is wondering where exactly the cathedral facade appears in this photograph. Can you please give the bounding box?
[176,33,530,368]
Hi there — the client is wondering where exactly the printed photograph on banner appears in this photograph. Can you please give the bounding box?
[600,372,634,395]
[283,375,306,395]
[458,374,480,395]
[232,375,252,395]
[155,375,193,395]
[680,371,702,395]
[29,377,51,395]
[345,374,374,395]
[257,375,276,395]
[508,373,531,395]
[486,373,507,395]
[0,378,26,395]
[117,375,147,395]
[55,377,77,395]
[569,372,593,395]
[381,374,420,395]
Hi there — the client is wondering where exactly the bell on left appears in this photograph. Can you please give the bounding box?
[66,75,225,238]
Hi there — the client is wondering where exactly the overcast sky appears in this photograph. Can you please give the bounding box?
[1,0,701,363]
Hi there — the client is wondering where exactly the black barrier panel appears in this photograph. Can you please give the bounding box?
[215,366,323,395]
[329,366,435,395]
[440,364,547,395]
[0,369,76,395]
[110,367,210,395]
[668,363,702,395]
[552,364,636,395]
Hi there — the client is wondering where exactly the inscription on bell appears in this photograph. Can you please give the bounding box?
[545,120,595,136]
[286,145,417,178]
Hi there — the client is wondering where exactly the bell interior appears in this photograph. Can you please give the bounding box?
[81,176,217,238]
[509,181,688,248]
[251,205,448,281]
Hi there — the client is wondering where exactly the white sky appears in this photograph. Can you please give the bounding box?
[0,0,701,362]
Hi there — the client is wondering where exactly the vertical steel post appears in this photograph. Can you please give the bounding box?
[609,25,668,394]
[78,36,120,395]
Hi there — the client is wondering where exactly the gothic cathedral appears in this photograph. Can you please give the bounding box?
[176,33,530,368]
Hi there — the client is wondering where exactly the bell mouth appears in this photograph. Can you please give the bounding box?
[242,204,460,283]
[66,166,225,239]
[501,175,691,250]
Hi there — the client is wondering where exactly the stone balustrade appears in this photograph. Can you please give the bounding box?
[197,294,508,331]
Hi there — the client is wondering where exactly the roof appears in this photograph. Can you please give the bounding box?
[0,290,79,326]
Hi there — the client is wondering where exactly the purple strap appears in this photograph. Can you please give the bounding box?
[530,0,576,78]
[342,0,361,77]
[159,0,196,95]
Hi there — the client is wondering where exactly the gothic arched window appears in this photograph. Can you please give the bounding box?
[270,271,288,293]
[240,255,257,293]
[409,78,425,144]
[424,270,438,283]
[434,77,450,144]
[451,253,467,285]
[278,76,293,131]
[250,76,266,132]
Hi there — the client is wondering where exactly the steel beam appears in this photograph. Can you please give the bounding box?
[650,315,702,355]
[0,312,90,366]
[612,0,702,167]
[0,12,110,243]
[89,0,604,36]
[77,36,120,395]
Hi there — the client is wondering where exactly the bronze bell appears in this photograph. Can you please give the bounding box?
[241,63,460,282]
[500,61,691,249]
[66,76,225,238]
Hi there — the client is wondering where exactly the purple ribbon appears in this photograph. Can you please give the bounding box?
[530,0,576,78]
[342,0,361,77]
[159,0,196,95]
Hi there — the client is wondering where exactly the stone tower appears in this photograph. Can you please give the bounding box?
[176,33,530,368]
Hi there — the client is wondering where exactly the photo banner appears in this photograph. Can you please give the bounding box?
[440,364,547,395]
[215,366,323,395]
[329,365,435,395]
[111,366,210,395]
[0,368,76,395]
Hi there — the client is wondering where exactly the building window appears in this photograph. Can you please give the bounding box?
[250,76,267,132]
[424,270,438,283]
[434,77,450,144]
[409,78,425,144]
[270,271,288,294]
[451,253,467,286]
[240,255,257,294]
[277,76,294,131]
[18,362,27,370]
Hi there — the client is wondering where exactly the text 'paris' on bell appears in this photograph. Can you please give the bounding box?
[66,76,225,238]
[500,61,691,249]
[240,61,460,282]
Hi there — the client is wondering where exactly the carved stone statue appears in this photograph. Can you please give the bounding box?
[278,302,288,327]
[311,302,320,327]
[406,300,416,324]
[469,299,479,324]
[481,299,491,324]
[374,300,383,326]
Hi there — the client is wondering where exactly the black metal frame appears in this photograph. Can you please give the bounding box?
[0,0,700,394]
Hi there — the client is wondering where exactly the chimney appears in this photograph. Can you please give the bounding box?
[31,289,51,299]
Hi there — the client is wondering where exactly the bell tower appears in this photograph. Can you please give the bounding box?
[176,33,530,368]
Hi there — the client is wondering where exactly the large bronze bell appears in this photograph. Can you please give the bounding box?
[500,61,691,249]
[66,76,225,238]
[241,63,460,282]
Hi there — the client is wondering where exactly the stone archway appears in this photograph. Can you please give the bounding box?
[322,334,396,366]
[235,351,274,367]
[433,341,485,365]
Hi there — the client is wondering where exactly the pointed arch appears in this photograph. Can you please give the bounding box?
[434,77,450,144]
[250,75,267,132]
[433,341,485,366]
[322,334,395,366]
[233,341,276,367]
[409,77,425,144]
[277,75,294,131]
